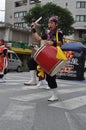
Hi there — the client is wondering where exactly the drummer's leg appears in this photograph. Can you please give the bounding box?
[46,74,58,101]
[24,57,37,85]
[46,74,57,89]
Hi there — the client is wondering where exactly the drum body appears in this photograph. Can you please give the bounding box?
[34,45,66,76]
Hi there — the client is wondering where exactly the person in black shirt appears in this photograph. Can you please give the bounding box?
[31,16,63,101]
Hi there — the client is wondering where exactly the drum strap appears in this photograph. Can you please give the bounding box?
[56,32,58,42]
[56,32,67,60]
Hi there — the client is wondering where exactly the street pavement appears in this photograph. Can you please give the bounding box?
[0,72,86,130]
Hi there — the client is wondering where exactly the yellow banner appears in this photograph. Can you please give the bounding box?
[56,46,67,60]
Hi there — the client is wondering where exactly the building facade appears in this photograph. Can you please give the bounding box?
[5,0,86,40]
[41,0,86,40]
[5,0,41,28]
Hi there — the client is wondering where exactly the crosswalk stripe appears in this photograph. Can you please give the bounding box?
[10,87,86,102]
[57,80,86,86]
[5,79,27,82]
[0,103,36,121]
[58,87,86,94]
[10,91,51,101]
[4,83,20,85]
[3,73,86,110]
[49,95,86,110]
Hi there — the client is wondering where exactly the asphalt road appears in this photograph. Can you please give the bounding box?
[0,72,86,130]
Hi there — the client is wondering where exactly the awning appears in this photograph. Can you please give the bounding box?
[61,42,86,53]
[10,47,32,55]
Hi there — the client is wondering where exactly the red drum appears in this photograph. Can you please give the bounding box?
[34,45,66,76]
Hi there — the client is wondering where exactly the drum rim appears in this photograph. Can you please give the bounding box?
[33,45,46,59]
[49,60,67,76]
[49,60,62,75]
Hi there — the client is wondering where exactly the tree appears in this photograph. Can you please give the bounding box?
[23,2,74,35]
[80,36,86,45]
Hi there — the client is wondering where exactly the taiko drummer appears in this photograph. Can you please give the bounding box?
[32,16,63,101]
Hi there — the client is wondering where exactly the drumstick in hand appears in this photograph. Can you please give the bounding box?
[35,16,42,24]
[31,16,42,28]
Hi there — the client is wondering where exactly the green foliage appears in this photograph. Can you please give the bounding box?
[80,37,86,45]
[24,4,42,25]
[23,2,74,35]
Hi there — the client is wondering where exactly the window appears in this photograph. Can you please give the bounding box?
[76,1,86,8]
[14,12,19,18]
[76,15,86,22]
[12,54,18,60]
[76,2,80,8]
[14,23,19,27]
[15,1,22,7]
[14,22,27,28]
[22,23,27,27]
[80,16,84,22]
[30,0,41,4]
[23,11,27,16]
[19,12,24,17]
[15,0,27,7]
[14,11,27,18]
[18,23,23,28]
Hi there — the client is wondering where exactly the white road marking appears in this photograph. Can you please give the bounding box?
[10,91,51,101]
[0,88,22,93]
[65,112,79,130]
[65,112,86,130]
[0,103,35,121]
[4,83,20,85]
[2,73,86,111]
[6,79,27,81]
[10,87,86,104]
[22,85,39,90]
[58,87,86,94]
[57,80,86,86]
[49,95,86,110]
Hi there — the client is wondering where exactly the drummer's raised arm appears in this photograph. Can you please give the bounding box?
[31,22,42,42]
[32,31,42,42]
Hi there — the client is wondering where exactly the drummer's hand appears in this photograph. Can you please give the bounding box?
[44,40,54,46]
[31,22,36,29]
[33,45,39,50]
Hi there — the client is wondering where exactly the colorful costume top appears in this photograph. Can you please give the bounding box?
[0,39,8,74]
[42,29,63,47]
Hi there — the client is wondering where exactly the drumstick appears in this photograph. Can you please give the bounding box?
[31,16,42,28]
[35,16,42,23]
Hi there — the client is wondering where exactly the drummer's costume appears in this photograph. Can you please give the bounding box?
[42,26,63,101]
[24,56,37,85]
[26,16,63,101]
[0,39,8,82]
[43,30,63,83]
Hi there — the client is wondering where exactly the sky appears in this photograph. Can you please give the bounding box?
[0,0,5,22]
